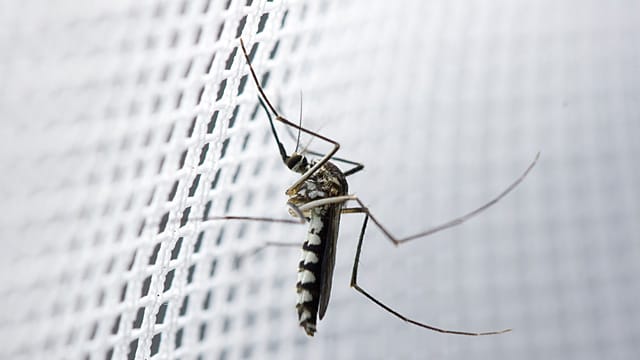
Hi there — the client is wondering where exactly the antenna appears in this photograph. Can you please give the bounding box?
[295,91,303,153]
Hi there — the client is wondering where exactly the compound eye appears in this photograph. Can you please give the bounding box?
[285,154,307,172]
[285,154,301,169]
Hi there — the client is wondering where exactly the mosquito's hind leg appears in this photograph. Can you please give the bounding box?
[337,153,539,334]
[343,207,511,336]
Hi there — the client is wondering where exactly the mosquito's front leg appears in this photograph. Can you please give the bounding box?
[303,149,364,177]
[238,39,345,194]
[274,114,341,195]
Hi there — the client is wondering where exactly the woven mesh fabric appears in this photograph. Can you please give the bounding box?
[1,0,639,359]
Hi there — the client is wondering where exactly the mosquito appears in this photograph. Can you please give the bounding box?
[210,38,539,337]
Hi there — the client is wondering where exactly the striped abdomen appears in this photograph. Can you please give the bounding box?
[291,161,347,336]
[296,207,327,336]
[296,200,344,337]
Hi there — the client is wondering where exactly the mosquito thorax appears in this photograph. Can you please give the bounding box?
[286,153,309,173]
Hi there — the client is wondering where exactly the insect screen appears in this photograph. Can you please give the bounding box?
[1,1,639,359]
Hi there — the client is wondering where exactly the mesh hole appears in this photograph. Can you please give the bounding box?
[180,295,189,315]
[189,174,200,196]
[163,269,175,291]
[198,322,208,340]
[132,308,145,329]
[215,79,227,100]
[171,237,183,259]
[257,13,269,33]
[235,15,247,38]
[187,264,196,283]
[167,180,179,201]
[181,206,191,226]
[140,276,151,297]
[111,315,121,334]
[175,327,184,349]
[128,338,138,360]
[150,333,161,355]
[205,52,216,74]
[156,303,167,324]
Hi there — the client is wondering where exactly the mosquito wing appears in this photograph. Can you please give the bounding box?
[318,203,343,320]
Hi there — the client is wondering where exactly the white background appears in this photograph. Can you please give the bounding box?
[1,1,639,359]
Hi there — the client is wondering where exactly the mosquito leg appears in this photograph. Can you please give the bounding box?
[207,209,304,255]
[205,215,302,256]
[264,241,301,247]
[346,152,540,245]
[304,150,364,177]
[278,118,339,194]
[247,241,302,256]
[344,208,510,336]
[278,109,363,176]
[281,123,364,177]
[297,195,356,212]
[205,215,302,225]
[239,39,343,193]
[206,200,308,224]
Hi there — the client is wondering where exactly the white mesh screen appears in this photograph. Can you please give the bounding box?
[1,0,639,359]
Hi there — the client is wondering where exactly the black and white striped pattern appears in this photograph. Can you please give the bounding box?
[295,206,327,336]
[286,160,348,336]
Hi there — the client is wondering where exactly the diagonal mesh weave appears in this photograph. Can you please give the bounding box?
[1,1,639,359]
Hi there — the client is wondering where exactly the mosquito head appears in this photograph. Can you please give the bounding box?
[286,152,309,173]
